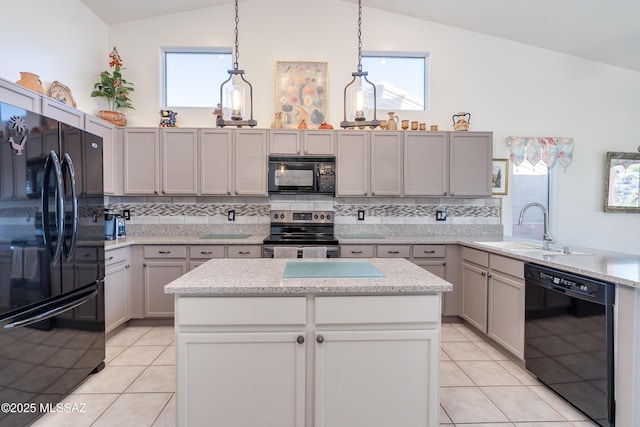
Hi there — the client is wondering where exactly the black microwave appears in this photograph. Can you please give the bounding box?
[268,156,336,195]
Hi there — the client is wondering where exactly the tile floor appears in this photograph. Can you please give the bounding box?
[32,322,599,427]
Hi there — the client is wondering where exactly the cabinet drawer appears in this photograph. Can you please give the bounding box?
[315,295,440,324]
[143,245,187,258]
[376,245,411,258]
[462,247,489,268]
[177,296,306,326]
[227,245,261,258]
[75,247,97,262]
[189,245,225,259]
[340,245,375,258]
[105,248,128,266]
[490,254,524,279]
[412,245,445,258]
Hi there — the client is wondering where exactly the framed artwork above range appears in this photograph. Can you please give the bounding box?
[275,61,328,129]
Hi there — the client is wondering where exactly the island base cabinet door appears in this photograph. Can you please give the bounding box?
[314,330,440,427]
[177,332,305,427]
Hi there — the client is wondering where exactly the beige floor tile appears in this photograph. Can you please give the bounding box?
[441,361,475,386]
[513,423,574,426]
[110,345,167,366]
[497,360,540,386]
[569,421,599,426]
[126,365,176,393]
[441,341,492,361]
[31,393,119,427]
[105,345,127,364]
[453,323,486,341]
[152,394,176,427]
[440,349,451,361]
[440,386,509,424]
[441,324,470,342]
[440,404,452,424]
[107,327,153,347]
[74,366,145,393]
[456,424,516,426]
[527,385,590,422]
[458,360,522,386]
[481,386,564,423]
[473,340,511,360]
[92,392,173,427]
[134,327,175,346]
[152,346,176,366]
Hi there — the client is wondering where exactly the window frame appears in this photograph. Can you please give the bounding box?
[361,51,430,111]
[161,47,233,109]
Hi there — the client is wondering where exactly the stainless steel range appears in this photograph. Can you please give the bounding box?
[262,210,339,258]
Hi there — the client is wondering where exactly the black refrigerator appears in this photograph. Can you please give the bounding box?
[0,101,105,426]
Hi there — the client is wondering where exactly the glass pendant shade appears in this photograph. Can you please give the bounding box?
[225,82,245,120]
[347,79,370,122]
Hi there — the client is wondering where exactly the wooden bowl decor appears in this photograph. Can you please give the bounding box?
[48,81,77,108]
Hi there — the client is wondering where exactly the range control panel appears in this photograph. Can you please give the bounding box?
[270,210,334,224]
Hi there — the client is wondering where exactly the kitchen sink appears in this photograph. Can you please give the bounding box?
[475,241,592,256]
[199,234,252,239]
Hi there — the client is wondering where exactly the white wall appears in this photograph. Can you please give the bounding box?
[2,0,640,255]
[0,0,108,113]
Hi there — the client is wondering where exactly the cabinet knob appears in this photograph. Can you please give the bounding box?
[487,273,492,278]
[107,256,114,260]
[443,192,447,196]
[125,264,130,268]
[481,271,486,276]
[316,335,324,344]
[296,335,305,344]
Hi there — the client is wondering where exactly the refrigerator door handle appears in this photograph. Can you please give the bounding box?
[1,281,101,330]
[62,152,78,261]
[41,150,65,264]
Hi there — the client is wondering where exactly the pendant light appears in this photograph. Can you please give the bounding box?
[217,0,257,128]
[340,0,379,129]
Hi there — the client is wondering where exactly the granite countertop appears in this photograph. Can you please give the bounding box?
[106,233,640,289]
[164,258,453,296]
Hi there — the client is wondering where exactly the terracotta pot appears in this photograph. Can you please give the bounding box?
[99,110,127,126]
[16,72,44,94]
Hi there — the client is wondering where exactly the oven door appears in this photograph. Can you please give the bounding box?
[268,160,317,193]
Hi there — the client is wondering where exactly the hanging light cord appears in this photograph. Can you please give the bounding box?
[233,0,240,70]
[357,0,363,72]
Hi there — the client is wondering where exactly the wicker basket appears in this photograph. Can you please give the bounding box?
[98,110,127,126]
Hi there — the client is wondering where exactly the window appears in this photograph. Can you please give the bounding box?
[163,49,232,108]
[361,53,428,111]
[512,160,554,240]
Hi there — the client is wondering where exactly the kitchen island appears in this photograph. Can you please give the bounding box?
[165,258,452,427]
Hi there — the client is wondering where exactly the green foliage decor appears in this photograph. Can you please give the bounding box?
[91,47,134,111]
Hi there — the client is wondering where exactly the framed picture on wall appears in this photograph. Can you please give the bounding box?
[275,61,328,129]
[492,158,509,195]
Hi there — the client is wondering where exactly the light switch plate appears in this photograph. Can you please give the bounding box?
[122,209,130,220]
[228,210,235,221]
[436,209,447,221]
[358,210,365,221]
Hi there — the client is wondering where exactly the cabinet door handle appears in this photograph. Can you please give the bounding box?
[107,256,114,260]
[387,250,400,254]
[296,335,305,344]
[487,273,492,278]
[200,251,213,255]
[316,335,324,344]
[423,250,435,254]
[238,251,250,255]
[158,251,171,254]
[351,250,363,254]
[125,264,130,268]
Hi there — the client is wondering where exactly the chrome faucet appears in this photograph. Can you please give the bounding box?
[518,202,553,250]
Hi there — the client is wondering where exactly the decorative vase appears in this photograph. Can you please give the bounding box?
[16,72,44,94]
[99,110,127,126]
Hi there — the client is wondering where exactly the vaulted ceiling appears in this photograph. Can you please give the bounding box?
[80,0,640,72]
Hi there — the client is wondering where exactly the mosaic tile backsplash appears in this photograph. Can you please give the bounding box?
[105,196,502,236]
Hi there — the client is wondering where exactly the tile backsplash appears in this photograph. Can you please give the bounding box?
[106,195,502,236]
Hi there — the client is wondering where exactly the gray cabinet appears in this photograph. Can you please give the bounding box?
[124,128,160,195]
[234,129,268,196]
[0,77,41,113]
[269,129,335,156]
[403,132,448,196]
[200,129,233,195]
[85,115,121,195]
[105,247,131,334]
[161,128,198,195]
[449,132,493,197]
[41,97,84,128]
[143,245,187,317]
[370,132,403,196]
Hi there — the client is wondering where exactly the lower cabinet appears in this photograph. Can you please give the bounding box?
[461,247,525,359]
[143,245,187,317]
[176,294,441,427]
[105,247,131,333]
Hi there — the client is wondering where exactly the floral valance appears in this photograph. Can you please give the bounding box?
[506,137,574,170]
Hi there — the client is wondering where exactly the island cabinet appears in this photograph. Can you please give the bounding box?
[175,294,441,427]
[143,245,187,317]
[461,247,525,359]
[269,129,335,156]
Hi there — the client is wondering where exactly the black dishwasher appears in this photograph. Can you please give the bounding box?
[524,263,615,427]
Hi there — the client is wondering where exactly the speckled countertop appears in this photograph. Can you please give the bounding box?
[106,234,640,289]
[164,258,453,295]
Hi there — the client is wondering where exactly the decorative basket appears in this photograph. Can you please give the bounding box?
[98,110,127,126]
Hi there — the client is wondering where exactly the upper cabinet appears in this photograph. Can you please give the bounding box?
[404,132,448,196]
[85,115,122,195]
[0,78,41,114]
[234,129,268,196]
[449,132,493,197]
[124,128,160,195]
[269,129,335,156]
[162,128,199,195]
[200,129,233,195]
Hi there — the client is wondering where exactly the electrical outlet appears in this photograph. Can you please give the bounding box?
[122,209,130,220]
[228,210,236,221]
[436,209,447,221]
[358,210,365,221]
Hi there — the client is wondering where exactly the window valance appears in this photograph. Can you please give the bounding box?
[506,137,574,170]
